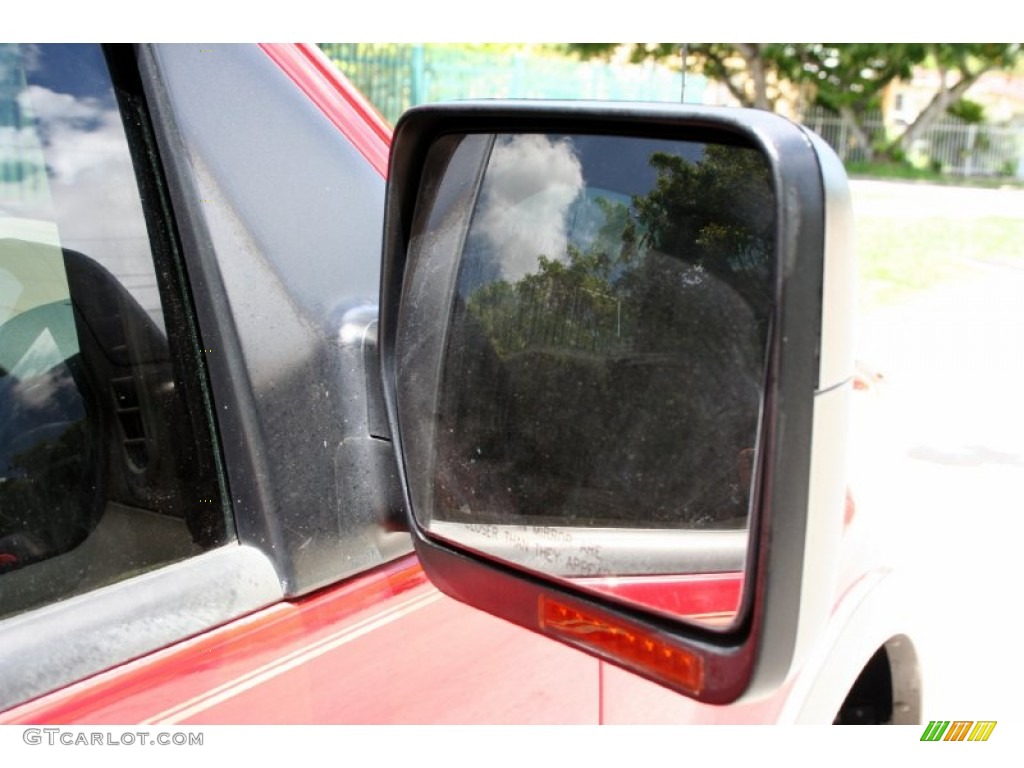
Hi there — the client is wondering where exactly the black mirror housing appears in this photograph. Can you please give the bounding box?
[379,101,854,704]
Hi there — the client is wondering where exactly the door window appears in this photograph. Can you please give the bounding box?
[0,44,229,618]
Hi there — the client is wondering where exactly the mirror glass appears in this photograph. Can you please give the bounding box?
[397,131,776,628]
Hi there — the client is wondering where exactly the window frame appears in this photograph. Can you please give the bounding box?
[137,43,412,596]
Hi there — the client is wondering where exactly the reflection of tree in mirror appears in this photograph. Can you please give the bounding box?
[631,146,774,320]
[439,139,775,531]
[466,144,772,357]
[467,247,622,357]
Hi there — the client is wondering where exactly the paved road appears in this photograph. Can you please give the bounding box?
[850,181,1024,722]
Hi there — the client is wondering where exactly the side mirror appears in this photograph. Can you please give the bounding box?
[379,103,854,704]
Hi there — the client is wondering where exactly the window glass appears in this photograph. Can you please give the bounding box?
[0,44,229,618]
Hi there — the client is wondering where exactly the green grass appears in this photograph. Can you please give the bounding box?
[856,215,1024,309]
[848,164,1024,189]
[848,162,946,183]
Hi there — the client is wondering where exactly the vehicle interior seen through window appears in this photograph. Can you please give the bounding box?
[0,43,229,620]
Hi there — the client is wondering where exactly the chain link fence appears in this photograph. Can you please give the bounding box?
[803,107,1023,178]
[319,44,697,126]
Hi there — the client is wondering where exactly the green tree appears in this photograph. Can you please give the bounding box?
[787,43,1019,161]
[569,43,793,110]
[784,43,921,161]
[894,44,1020,157]
[569,43,1022,163]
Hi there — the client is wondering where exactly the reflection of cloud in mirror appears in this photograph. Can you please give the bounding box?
[476,134,583,282]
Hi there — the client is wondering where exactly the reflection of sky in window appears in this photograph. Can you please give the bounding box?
[0,44,164,333]
[20,44,117,106]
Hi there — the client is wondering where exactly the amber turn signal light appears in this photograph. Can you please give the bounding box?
[539,595,705,696]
